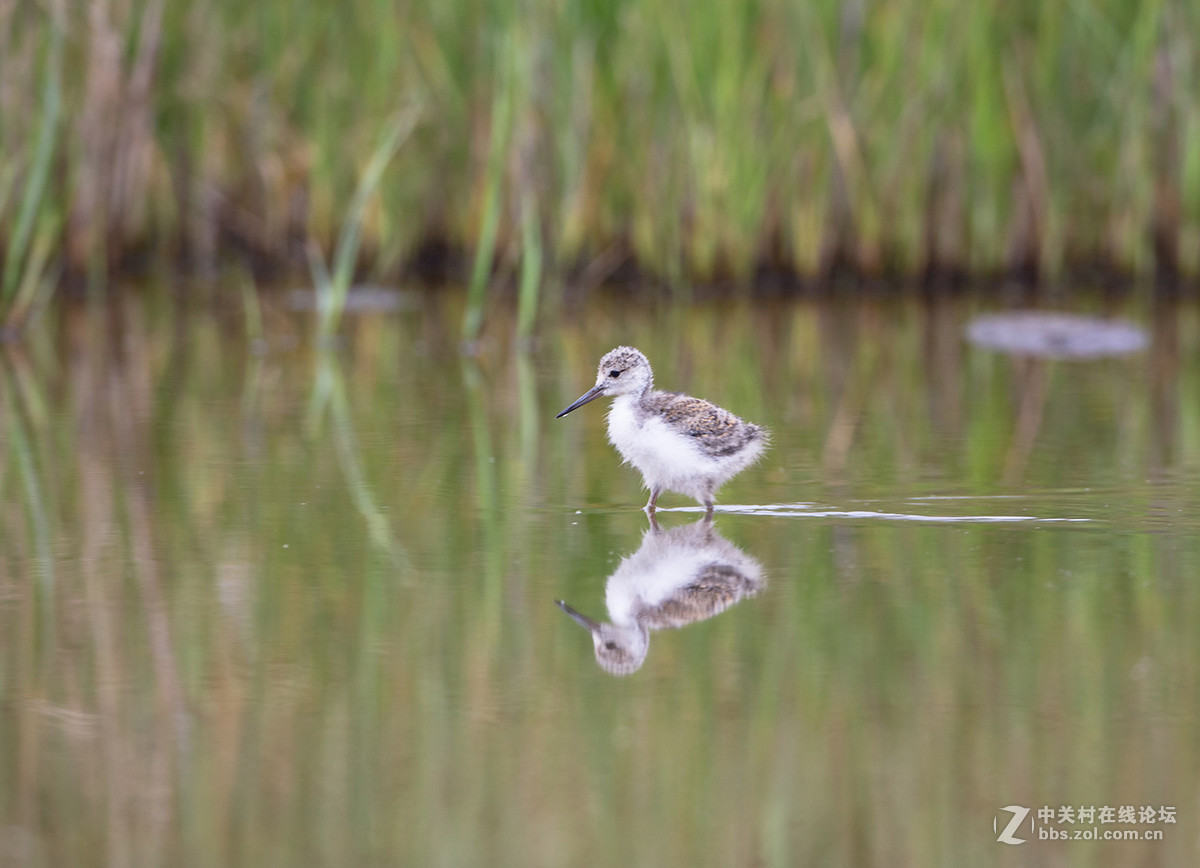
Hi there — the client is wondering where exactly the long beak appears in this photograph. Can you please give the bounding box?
[556,384,605,418]
[555,600,600,632]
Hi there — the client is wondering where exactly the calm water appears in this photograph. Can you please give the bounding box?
[2,291,1198,866]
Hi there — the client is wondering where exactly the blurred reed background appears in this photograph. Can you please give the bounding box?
[3,0,1200,334]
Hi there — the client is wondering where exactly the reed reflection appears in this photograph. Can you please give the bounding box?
[557,517,764,675]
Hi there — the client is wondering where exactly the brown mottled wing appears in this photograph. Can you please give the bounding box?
[638,564,762,630]
[645,392,762,458]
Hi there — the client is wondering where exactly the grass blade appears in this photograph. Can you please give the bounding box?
[2,12,62,326]
[314,101,422,340]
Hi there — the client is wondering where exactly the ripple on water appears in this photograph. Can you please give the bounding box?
[664,502,1093,523]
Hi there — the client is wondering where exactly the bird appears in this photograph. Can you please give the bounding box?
[556,346,767,514]
[556,516,765,675]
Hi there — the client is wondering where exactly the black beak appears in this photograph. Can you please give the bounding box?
[556,384,605,418]
[555,600,601,632]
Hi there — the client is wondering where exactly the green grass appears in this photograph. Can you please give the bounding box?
[2,0,1199,337]
[0,9,62,333]
[307,102,422,340]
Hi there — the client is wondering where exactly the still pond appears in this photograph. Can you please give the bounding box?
[1,289,1198,866]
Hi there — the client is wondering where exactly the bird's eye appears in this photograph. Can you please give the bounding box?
[608,370,621,378]
[604,641,617,650]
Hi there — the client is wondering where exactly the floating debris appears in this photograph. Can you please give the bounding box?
[288,286,419,313]
[966,311,1148,359]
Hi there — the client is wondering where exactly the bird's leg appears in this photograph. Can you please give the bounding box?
[648,511,662,532]
[644,488,661,515]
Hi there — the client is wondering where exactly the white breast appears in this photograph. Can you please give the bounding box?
[605,396,712,491]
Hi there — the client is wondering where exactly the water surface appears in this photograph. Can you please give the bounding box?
[2,292,1197,866]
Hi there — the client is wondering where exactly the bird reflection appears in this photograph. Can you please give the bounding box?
[557,517,764,675]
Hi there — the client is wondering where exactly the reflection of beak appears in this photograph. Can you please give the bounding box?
[556,384,605,418]
[555,600,600,632]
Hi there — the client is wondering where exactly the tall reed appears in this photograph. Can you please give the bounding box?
[0,9,62,333]
[309,103,422,341]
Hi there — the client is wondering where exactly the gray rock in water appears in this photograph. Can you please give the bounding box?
[288,286,418,313]
[966,312,1147,359]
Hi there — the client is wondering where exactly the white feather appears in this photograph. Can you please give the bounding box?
[606,394,764,503]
